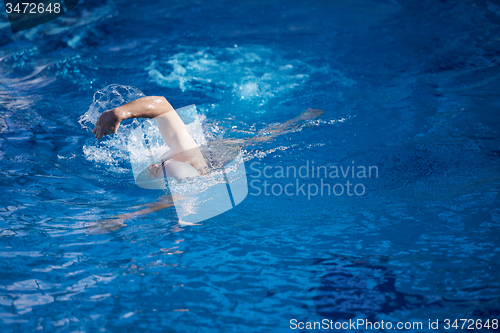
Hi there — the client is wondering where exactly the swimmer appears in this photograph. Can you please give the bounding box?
[93,95,324,180]
[93,96,208,180]
[89,95,324,233]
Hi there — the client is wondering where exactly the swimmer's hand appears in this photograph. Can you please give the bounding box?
[149,164,162,178]
[93,109,122,140]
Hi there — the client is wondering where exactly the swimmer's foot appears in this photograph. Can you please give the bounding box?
[283,108,324,131]
[257,108,325,139]
[244,107,325,145]
[296,108,324,121]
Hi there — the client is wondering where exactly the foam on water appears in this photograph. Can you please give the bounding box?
[78,84,146,174]
[78,84,146,130]
[146,46,354,109]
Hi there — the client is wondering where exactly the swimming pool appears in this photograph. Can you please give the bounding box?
[1,0,499,331]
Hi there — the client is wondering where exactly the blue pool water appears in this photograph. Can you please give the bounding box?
[1,0,500,331]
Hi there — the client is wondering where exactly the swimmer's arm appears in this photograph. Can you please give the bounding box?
[86,195,177,234]
[93,96,174,140]
[114,96,175,121]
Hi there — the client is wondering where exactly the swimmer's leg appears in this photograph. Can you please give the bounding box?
[221,108,325,147]
[259,108,324,139]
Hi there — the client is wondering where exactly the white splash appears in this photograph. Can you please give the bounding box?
[146,46,353,107]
